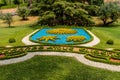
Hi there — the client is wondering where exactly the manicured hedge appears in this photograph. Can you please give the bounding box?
[0,45,120,65]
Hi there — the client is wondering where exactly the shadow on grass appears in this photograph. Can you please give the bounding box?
[4,26,15,28]
[95,24,120,28]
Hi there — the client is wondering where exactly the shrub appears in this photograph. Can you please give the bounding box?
[17,7,30,20]
[106,40,114,45]
[9,38,16,43]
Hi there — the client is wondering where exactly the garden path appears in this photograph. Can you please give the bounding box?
[0,52,120,72]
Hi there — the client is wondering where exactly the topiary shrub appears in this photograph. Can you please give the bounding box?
[9,38,16,43]
[106,40,114,45]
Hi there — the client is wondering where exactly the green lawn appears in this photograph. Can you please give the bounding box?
[91,26,120,49]
[0,56,120,80]
[1,25,120,48]
[0,25,34,47]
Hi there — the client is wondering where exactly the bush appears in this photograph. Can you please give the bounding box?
[9,38,16,43]
[106,40,114,45]
[17,7,30,20]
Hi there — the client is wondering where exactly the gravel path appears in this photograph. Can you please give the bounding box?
[22,30,100,47]
[0,52,120,72]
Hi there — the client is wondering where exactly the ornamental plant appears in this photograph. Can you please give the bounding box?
[37,36,59,42]
[47,28,77,34]
[67,36,86,42]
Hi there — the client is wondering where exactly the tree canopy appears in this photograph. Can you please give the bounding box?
[31,0,94,26]
[98,2,120,25]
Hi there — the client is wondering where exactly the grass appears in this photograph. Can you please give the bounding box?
[1,4,27,9]
[0,14,120,49]
[0,16,39,47]
[0,56,120,80]
[91,26,120,49]
[0,25,34,46]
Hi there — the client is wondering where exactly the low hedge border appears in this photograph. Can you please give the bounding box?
[85,54,120,65]
[0,45,120,65]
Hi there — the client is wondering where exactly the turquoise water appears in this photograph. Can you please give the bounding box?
[30,28,92,45]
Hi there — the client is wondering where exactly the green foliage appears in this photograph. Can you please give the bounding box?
[31,0,94,26]
[13,0,20,5]
[0,45,119,65]
[87,0,104,6]
[17,7,30,20]
[13,0,20,8]
[0,0,6,7]
[9,38,16,43]
[38,11,56,26]
[98,2,120,25]
[1,13,13,27]
[106,40,114,45]
[0,0,26,9]
[84,5,99,16]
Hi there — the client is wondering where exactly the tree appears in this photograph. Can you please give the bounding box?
[0,0,6,9]
[27,0,32,8]
[17,7,30,20]
[98,2,120,25]
[87,0,104,6]
[2,13,13,27]
[33,1,94,26]
[13,0,21,9]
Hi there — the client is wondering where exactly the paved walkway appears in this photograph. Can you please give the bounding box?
[22,29,39,45]
[0,52,120,72]
[22,30,100,47]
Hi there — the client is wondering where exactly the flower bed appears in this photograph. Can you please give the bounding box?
[67,36,86,42]
[47,28,77,34]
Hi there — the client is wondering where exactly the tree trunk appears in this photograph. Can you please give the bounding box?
[8,23,11,28]
[102,18,107,25]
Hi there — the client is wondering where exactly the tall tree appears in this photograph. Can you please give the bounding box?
[17,7,30,20]
[98,2,120,25]
[37,1,94,26]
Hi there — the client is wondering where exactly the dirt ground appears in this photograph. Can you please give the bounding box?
[0,8,39,27]
[0,8,17,13]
